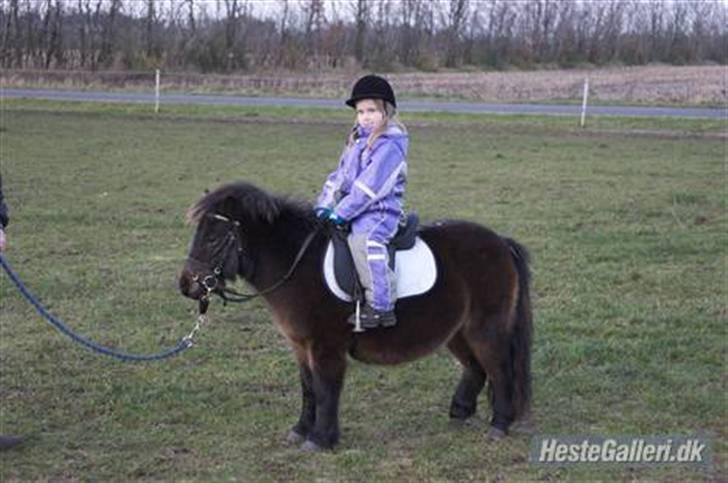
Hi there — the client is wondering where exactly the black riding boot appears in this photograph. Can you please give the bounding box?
[347,304,397,329]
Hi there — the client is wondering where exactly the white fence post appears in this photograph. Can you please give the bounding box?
[155,69,160,113]
[580,76,589,128]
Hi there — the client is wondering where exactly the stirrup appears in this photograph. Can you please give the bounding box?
[350,300,365,332]
[347,304,397,330]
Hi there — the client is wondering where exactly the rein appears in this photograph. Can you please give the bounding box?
[192,213,321,305]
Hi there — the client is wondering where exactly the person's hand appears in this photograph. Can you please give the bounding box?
[314,207,333,220]
[0,228,6,252]
[327,212,346,226]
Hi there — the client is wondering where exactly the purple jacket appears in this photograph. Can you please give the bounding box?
[317,123,408,233]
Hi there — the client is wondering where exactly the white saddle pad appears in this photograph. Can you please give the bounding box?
[323,237,437,302]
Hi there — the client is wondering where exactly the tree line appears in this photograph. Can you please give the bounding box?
[1,0,725,73]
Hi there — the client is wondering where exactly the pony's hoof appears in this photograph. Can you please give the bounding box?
[300,440,325,453]
[285,430,306,446]
[487,426,506,441]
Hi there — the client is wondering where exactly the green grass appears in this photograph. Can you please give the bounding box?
[0,101,725,481]
[3,98,726,134]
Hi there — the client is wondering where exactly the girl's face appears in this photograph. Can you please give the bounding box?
[355,99,386,131]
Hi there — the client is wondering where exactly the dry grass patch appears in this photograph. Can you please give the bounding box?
[2,65,726,106]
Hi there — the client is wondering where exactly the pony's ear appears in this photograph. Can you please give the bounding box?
[186,202,203,225]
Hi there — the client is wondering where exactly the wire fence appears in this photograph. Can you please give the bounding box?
[2,66,725,107]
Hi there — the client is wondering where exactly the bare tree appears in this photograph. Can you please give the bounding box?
[553,0,576,64]
[98,0,122,67]
[483,0,516,67]
[443,0,468,67]
[223,0,238,70]
[1,0,21,67]
[185,0,195,32]
[372,0,397,69]
[351,0,370,65]
[78,0,87,67]
[462,3,480,65]
[221,0,251,70]
[22,0,38,67]
[145,0,156,58]
[0,1,10,66]
[42,0,64,68]
[648,0,666,61]
[686,1,719,63]
[397,0,419,66]
[275,0,291,67]
[669,0,690,63]
[303,0,325,58]
[0,0,724,73]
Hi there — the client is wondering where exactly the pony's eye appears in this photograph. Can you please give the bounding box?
[205,230,220,243]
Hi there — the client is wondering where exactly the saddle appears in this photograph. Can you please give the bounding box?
[323,213,437,303]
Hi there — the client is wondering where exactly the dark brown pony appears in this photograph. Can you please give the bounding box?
[179,182,533,451]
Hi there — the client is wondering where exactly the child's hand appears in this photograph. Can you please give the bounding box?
[327,212,346,226]
[314,207,332,219]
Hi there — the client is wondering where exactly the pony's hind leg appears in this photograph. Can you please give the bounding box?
[465,325,516,440]
[447,331,486,421]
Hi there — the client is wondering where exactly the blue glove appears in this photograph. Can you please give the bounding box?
[327,212,346,226]
[314,207,332,219]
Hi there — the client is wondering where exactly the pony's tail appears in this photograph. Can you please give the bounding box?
[505,238,533,420]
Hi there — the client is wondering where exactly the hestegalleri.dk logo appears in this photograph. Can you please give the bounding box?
[529,435,712,466]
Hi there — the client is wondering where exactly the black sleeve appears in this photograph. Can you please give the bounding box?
[0,174,8,229]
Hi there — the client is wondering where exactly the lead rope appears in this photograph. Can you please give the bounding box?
[182,297,210,347]
[0,254,200,362]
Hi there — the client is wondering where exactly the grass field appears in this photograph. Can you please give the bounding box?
[0,100,725,481]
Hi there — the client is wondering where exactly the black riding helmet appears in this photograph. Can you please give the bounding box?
[345,74,396,109]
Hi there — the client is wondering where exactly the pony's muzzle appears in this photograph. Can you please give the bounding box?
[180,257,224,300]
[179,268,205,300]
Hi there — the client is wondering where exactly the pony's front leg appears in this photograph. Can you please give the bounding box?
[287,363,316,446]
[301,347,347,451]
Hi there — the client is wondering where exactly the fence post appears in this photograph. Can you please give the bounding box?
[155,69,160,113]
[580,76,589,128]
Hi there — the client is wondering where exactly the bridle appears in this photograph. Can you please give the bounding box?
[189,213,321,310]
[190,213,244,299]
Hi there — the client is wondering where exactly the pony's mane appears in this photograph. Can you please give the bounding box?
[186,181,315,228]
